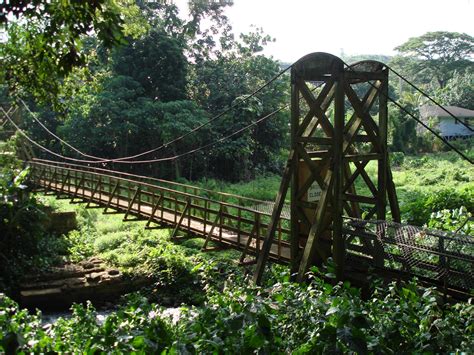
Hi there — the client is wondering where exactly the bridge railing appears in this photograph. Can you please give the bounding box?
[343,217,474,294]
[28,160,292,263]
[31,159,291,219]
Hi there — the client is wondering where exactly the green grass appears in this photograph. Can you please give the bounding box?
[188,152,474,226]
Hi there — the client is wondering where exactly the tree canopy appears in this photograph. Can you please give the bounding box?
[393,31,474,88]
[0,0,127,102]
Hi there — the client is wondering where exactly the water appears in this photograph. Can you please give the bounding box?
[40,307,184,326]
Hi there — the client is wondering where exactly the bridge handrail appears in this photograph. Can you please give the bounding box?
[31,158,285,208]
[28,160,291,220]
[343,216,474,243]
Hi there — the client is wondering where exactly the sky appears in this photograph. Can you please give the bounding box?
[176,0,474,63]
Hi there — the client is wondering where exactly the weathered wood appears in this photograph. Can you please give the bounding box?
[86,176,102,208]
[104,181,120,213]
[333,75,345,280]
[297,170,334,281]
[146,193,163,228]
[171,199,191,239]
[240,224,258,264]
[123,186,140,221]
[253,151,294,284]
[202,205,223,251]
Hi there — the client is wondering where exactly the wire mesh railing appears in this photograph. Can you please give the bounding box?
[343,217,474,293]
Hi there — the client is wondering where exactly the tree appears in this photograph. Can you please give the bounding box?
[0,0,127,103]
[112,30,188,102]
[389,92,424,153]
[188,27,288,181]
[393,31,474,88]
[435,70,474,110]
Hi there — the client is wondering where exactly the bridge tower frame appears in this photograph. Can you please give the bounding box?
[254,52,400,284]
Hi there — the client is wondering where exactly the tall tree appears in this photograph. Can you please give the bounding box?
[0,0,127,103]
[435,70,474,110]
[393,31,474,88]
[112,30,188,102]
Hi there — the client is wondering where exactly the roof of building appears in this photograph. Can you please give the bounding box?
[420,105,474,119]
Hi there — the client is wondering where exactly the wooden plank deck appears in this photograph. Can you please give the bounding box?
[41,180,291,262]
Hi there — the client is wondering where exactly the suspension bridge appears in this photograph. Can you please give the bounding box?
[2,53,473,298]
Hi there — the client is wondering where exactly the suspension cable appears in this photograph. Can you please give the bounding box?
[75,77,323,164]
[2,99,290,164]
[1,107,109,164]
[89,78,324,164]
[18,64,292,164]
[113,104,290,164]
[343,61,473,165]
[387,66,473,132]
[19,98,106,161]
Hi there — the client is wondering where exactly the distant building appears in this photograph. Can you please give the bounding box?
[419,105,474,140]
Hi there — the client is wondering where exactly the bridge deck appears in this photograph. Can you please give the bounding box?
[45,180,291,261]
[29,159,474,298]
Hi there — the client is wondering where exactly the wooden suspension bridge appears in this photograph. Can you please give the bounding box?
[3,53,473,298]
[29,158,473,298]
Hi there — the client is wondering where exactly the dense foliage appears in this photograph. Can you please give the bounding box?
[1,4,473,354]
[2,1,289,182]
[0,137,69,287]
[1,270,473,353]
[0,150,472,353]
[0,0,127,102]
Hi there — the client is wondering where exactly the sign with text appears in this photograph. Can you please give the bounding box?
[307,182,322,202]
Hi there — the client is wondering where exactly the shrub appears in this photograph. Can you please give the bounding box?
[402,186,474,225]
[390,151,405,167]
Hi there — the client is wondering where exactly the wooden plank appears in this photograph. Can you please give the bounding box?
[253,150,294,284]
[343,193,378,204]
[297,170,334,282]
[104,181,120,213]
[146,193,163,228]
[332,75,345,280]
[343,82,382,151]
[297,78,335,137]
[240,224,258,264]
[123,186,140,221]
[171,199,191,239]
[296,79,335,136]
[342,82,381,152]
[201,206,223,251]
[86,176,102,208]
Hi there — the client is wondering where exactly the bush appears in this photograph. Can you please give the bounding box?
[390,151,405,167]
[0,168,68,284]
[0,293,174,353]
[2,269,472,354]
[427,207,473,234]
[402,186,474,225]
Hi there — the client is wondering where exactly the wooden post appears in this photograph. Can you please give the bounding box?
[146,194,163,228]
[171,199,191,239]
[253,152,294,284]
[202,205,223,251]
[104,181,120,213]
[86,176,102,208]
[332,73,345,280]
[123,186,140,221]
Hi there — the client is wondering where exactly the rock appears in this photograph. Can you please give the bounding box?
[108,269,120,276]
[18,259,153,310]
[44,211,77,235]
[81,262,95,270]
[86,272,103,283]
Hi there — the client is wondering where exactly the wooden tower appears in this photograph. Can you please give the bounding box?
[254,52,400,284]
